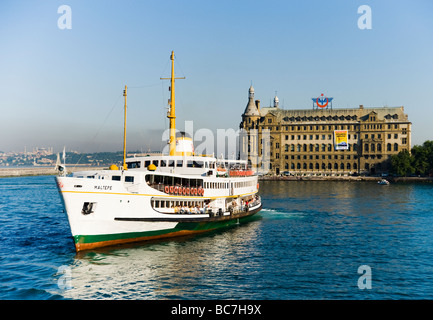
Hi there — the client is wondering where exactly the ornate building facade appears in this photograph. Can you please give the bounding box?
[240,86,412,175]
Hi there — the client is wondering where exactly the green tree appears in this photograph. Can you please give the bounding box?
[390,150,415,176]
[410,140,433,176]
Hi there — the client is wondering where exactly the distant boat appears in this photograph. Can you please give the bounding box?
[377,179,390,185]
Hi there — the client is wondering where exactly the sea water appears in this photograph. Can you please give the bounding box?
[1,176,433,299]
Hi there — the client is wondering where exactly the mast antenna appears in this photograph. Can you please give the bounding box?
[123,85,127,169]
[160,51,186,156]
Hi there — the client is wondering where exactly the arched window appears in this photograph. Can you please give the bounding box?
[309,144,314,152]
[328,163,332,170]
[315,163,319,169]
[334,163,338,170]
[347,163,351,170]
[303,163,307,169]
[354,163,357,170]
[303,144,307,152]
[297,163,301,169]
[291,163,295,169]
[309,163,313,169]
[377,143,382,152]
[297,144,301,152]
[328,144,332,151]
[394,143,398,151]
[322,163,326,170]
[285,144,289,152]
[340,163,345,170]
[387,143,392,151]
[365,144,369,152]
[371,143,375,152]
[321,144,326,152]
[315,144,319,152]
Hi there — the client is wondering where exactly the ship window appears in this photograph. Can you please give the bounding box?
[152,160,159,166]
[187,160,194,168]
[168,160,175,167]
[127,161,141,169]
[177,160,183,167]
[144,160,151,167]
[125,176,134,183]
[194,161,204,168]
[160,160,167,167]
[112,176,121,181]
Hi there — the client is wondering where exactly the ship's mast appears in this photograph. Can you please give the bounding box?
[161,51,185,156]
[123,85,127,169]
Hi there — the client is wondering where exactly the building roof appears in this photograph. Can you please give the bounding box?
[243,85,260,116]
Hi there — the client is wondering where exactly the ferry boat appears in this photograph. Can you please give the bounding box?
[56,52,262,252]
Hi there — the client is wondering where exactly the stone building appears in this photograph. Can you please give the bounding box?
[240,86,411,175]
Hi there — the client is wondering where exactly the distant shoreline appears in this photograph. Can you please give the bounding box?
[258,175,433,183]
[0,166,103,178]
[1,167,432,183]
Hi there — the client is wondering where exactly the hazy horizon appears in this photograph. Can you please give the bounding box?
[1,1,432,154]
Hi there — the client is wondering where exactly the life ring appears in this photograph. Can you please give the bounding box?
[198,187,204,196]
[192,188,197,195]
[174,186,179,194]
[169,186,174,194]
[186,187,190,195]
[164,186,169,193]
[183,187,187,195]
[257,183,259,190]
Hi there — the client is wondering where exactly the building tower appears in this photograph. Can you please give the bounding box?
[240,85,261,167]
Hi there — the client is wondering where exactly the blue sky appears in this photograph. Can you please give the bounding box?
[1,0,432,153]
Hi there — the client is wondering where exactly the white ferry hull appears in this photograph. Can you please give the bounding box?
[56,176,261,251]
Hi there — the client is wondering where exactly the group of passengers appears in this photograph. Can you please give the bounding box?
[173,204,208,214]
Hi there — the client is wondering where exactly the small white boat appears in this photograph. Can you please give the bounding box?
[377,179,390,185]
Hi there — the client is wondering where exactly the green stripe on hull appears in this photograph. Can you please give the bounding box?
[74,214,257,245]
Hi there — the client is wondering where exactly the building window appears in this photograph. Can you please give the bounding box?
[394,143,398,151]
